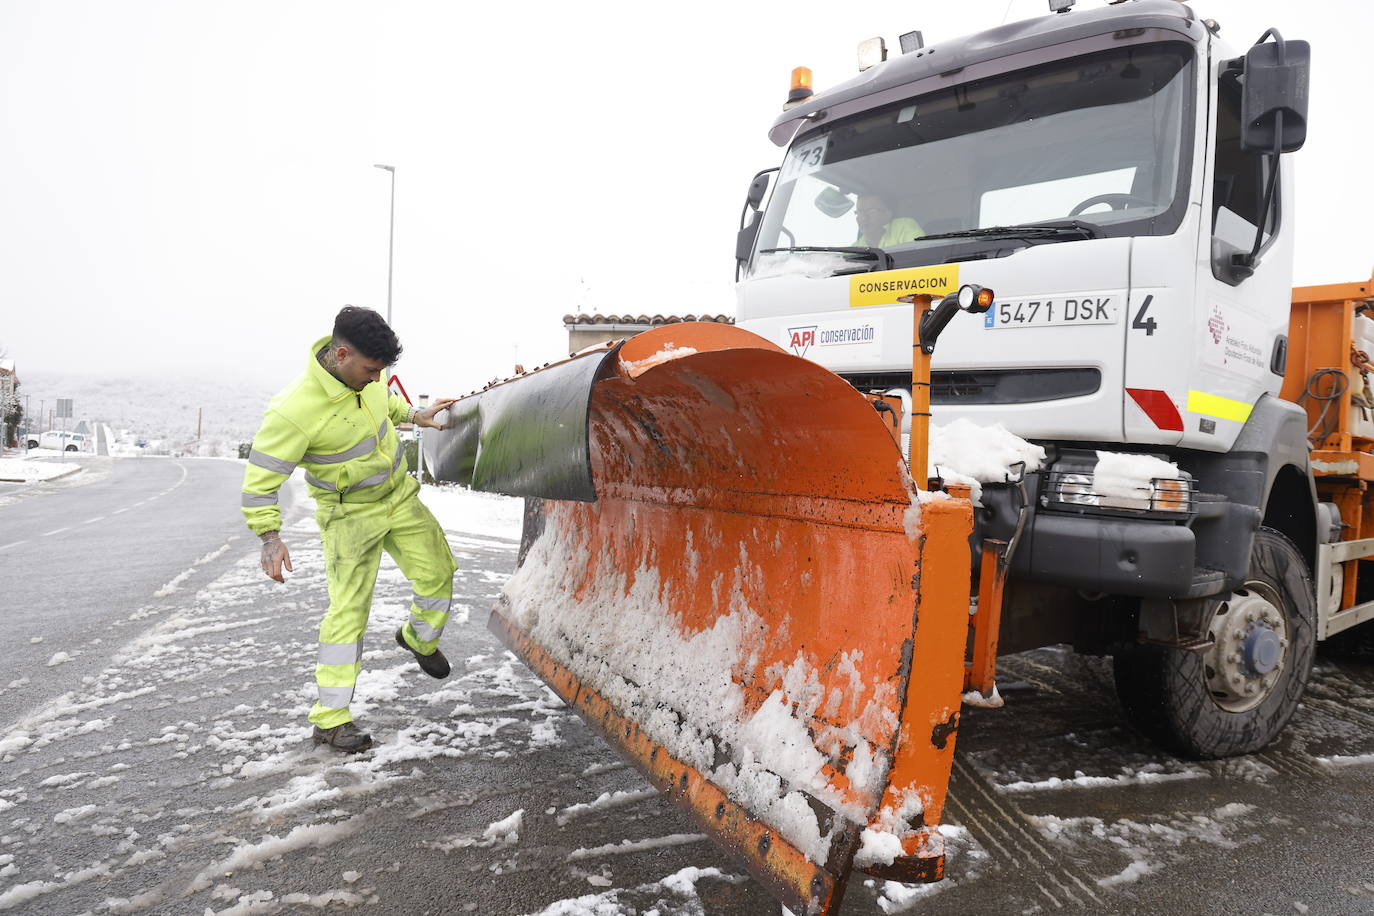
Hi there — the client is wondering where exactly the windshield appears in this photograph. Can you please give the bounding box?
[752,41,1194,273]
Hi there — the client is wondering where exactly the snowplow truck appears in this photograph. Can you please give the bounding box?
[423,2,1371,912]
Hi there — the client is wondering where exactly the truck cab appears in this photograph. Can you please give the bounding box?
[736,0,1323,758]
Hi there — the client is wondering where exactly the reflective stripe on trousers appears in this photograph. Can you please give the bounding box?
[407,594,452,645]
[308,474,457,730]
[315,641,363,710]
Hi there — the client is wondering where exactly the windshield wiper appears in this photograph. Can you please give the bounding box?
[758,246,894,271]
[915,220,1100,244]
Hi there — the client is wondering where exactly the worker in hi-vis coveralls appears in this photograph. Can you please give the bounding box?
[241,306,459,752]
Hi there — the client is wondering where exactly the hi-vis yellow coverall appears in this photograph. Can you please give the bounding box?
[241,336,458,729]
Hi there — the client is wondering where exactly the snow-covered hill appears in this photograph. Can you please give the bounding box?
[16,370,277,457]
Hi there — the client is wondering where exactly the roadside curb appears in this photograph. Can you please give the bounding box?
[0,466,84,484]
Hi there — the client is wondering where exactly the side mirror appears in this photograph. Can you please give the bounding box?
[737,168,779,278]
[814,185,854,218]
[736,218,763,264]
[745,172,772,211]
[1240,31,1310,153]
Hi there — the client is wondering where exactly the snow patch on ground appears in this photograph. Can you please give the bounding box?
[428,808,524,852]
[0,457,81,481]
[420,483,522,542]
[1030,802,1259,889]
[188,818,366,893]
[567,834,709,862]
[556,789,659,826]
[972,727,1207,795]
[484,809,523,846]
[153,567,195,597]
[527,865,743,915]
[1316,752,1374,768]
[997,763,1201,793]
[0,860,111,910]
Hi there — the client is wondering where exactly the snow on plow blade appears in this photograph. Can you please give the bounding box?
[425,323,972,914]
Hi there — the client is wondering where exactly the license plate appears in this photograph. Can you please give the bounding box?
[984,296,1118,329]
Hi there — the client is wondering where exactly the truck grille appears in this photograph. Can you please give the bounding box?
[844,368,1101,404]
[935,368,1100,404]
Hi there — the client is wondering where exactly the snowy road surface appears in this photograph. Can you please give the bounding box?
[1,466,1373,914]
[0,457,251,730]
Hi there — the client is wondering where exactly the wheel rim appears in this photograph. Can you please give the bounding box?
[1202,582,1289,713]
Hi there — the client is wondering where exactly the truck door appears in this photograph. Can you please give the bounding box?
[1182,41,1294,453]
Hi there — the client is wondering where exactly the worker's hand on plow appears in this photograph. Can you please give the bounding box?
[260,532,293,583]
[413,398,457,430]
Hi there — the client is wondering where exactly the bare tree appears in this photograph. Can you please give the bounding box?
[0,342,21,447]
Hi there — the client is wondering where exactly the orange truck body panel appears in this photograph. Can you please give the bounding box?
[1285,272,1374,604]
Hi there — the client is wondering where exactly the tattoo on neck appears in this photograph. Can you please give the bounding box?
[317,344,344,382]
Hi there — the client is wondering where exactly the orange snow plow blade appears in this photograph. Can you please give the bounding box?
[426,323,972,914]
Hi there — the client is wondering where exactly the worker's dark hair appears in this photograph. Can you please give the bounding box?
[332,306,402,364]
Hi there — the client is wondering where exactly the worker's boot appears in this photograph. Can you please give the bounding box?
[312,721,373,753]
[396,626,451,679]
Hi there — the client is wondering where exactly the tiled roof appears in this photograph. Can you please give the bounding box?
[563,313,734,326]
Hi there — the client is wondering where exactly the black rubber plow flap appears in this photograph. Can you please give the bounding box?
[424,343,621,502]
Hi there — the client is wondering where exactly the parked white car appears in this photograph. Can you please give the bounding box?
[36,431,88,452]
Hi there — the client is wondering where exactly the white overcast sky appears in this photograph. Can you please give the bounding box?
[2,0,1370,397]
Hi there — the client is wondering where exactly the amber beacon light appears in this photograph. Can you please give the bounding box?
[788,66,814,103]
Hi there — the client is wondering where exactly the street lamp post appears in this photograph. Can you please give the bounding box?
[373,164,396,328]
[416,393,429,483]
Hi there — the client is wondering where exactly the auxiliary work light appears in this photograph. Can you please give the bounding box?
[858,37,887,72]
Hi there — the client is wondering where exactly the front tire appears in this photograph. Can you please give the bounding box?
[1113,527,1315,759]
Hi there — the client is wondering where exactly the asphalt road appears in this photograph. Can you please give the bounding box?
[0,456,253,728]
[1,458,1373,915]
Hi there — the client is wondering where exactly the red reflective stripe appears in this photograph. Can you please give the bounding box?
[1126,388,1184,431]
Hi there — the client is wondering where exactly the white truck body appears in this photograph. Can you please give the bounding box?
[738,7,1295,456]
[731,0,1340,758]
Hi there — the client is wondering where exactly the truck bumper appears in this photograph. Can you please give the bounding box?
[978,480,1247,600]
[1018,511,1198,598]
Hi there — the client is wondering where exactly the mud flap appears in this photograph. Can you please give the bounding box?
[425,323,972,914]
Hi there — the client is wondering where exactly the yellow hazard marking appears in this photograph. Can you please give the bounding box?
[1187,389,1253,423]
[849,265,960,308]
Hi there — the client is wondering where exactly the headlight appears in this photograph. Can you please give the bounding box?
[1055,473,1099,506]
[1151,478,1191,513]
[1045,471,1194,514]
